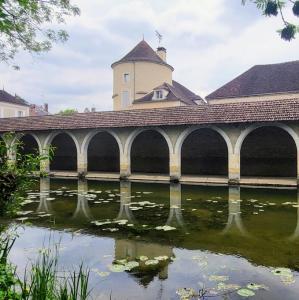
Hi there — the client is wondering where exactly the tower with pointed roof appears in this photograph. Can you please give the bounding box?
[111,40,202,110]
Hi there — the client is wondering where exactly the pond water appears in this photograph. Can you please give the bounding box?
[3,178,299,299]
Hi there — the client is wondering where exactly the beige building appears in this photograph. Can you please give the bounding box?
[0,90,29,118]
[111,40,203,110]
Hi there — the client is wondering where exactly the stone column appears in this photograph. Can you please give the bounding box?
[40,148,50,173]
[120,151,130,179]
[37,177,52,213]
[77,152,87,175]
[228,153,240,185]
[7,147,16,168]
[117,181,135,222]
[73,179,91,220]
[169,152,181,182]
[166,183,184,228]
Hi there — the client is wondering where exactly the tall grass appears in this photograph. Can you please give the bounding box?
[0,230,91,300]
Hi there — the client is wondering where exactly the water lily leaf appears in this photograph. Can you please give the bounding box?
[246,283,269,290]
[176,288,196,300]
[125,261,139,270]
[155,225,176,231]
[237,289,255,297]
[145,259,159,265]
[154,256,168,261]
[209,275,229,282]
[272,268,292,277]
[138,256,148,261]
[217,283,240,291]
[108,264,127,272]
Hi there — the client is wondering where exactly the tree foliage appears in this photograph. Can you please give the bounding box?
[0,0,80,67]
[242,0,299,40]
[58,108,77,115]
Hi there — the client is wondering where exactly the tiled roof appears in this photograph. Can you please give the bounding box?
[0,90,29,106]
[111,40,174,70]
[207,60,299,100]
[0,99,298,132]
[133,80,203,105]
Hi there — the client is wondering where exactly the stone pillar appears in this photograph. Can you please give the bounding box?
[37,177,52,213]
[40,148,50,173]
[169,152,181,182]
[117,181,135,222]
[120,151,130,179]
[7,147,16,168]
[166,183,184,227]
[228,153,240,185]
[77,152,87,174]
[73,179,91,220]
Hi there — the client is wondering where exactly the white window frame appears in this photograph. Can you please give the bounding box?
[123,73,130,83]
[121,90,130,109]
[17,110,24,117]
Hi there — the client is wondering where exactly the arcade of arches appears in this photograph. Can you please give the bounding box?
[2,123,299,185]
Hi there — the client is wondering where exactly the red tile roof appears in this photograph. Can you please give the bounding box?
[111,40,174,70]
[0,99,298,132]
[207,60,299,100]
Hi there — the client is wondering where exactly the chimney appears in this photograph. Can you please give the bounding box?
[44,103,48,113]
[156,47,167,62]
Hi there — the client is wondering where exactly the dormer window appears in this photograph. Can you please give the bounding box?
[153,89,168,100]
[123,73,130,83]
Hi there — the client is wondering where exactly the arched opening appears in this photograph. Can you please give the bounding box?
[131,130,169,174]
[87,132,120,173]
[181,129,228,176]
[50,133,77,171]
[18,134,39,156]
[241,127,297,177]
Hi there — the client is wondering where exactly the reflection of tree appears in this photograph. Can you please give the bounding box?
[37,177,53,214]
[116,181,135,223]
[222,186,249,236]
[289,190,299,241]
[72,180,92,221]
[114,239,174,286]
[166,183,185,228]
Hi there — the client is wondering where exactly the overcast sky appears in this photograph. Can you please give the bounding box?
[1,0,299,113]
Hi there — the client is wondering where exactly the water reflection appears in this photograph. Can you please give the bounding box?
[36,177,52,214]
[72,180,92,221]
[166,183,184,228]
[116,181,136,223]
[222,186,249,236]
[289,189,299,241]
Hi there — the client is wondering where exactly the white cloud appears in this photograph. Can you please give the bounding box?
[0,0,298,113]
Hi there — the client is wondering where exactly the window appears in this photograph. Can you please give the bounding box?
[17,111,24,117]
[121,91,130,108]
[123,73,130,83]
[154,90,164,100]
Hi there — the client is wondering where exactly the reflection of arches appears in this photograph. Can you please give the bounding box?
[289,190,299,241]
[46,132,79,171]
[235,124,298,178]
[166,183,184,228]
[175,126,232,177]
[116,181,135,223]
[37,177,52,213]
[222,186,248,236]
[81,130,122,173]
[127,129,172,174]
[72,180,92,220]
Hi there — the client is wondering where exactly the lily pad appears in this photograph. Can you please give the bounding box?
[209,275,229,282]
[237,289,255,297]
[176,288,196,300]
[145,259,159,265]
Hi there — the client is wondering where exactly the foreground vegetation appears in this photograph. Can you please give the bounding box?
[0,228,91,300]
[0,133,51,216]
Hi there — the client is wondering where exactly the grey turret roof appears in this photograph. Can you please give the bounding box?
[111,40,174,70]
[0,90,29,106]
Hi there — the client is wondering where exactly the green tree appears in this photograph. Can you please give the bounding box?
[0,0,80,67]
[242,0,299,41]
[58,108,77,115]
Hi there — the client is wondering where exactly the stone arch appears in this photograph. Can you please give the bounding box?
[81,130,122,173]
[125,128,173,174]
[45,131,79,171]
[175,126,232,176]
[235,124,298,178]
[17,133,42,156]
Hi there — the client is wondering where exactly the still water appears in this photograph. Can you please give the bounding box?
[4,178,299,299]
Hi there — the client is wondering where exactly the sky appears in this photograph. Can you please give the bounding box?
[0,0,299,113]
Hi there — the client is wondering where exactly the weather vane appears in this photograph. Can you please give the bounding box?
[155,30,163,46]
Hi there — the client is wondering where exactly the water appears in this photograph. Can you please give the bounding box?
[3,178,299,299]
